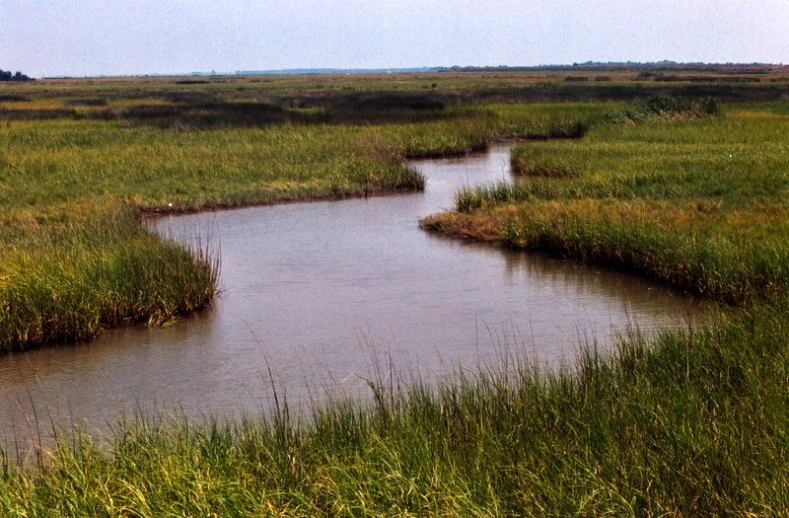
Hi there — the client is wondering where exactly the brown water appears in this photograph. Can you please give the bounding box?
[0,144,711,452]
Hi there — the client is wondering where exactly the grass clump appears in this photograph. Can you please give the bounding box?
[511,146,585,178]
[603,95,721,124]
[0,204,219,352]
[430,197,789,304]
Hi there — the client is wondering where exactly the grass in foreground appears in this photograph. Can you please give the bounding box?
[1,303,788,515]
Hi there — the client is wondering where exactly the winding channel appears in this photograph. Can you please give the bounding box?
[0,143,711,451]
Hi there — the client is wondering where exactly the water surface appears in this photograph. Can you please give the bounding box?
[0,144,711,451]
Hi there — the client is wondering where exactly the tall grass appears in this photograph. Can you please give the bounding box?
[2,302,789,515]
[5,79,789,514]
[428,103,789,305]
[0,204,219,352]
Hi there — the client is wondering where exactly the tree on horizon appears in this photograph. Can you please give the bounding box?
[0,69,33,81]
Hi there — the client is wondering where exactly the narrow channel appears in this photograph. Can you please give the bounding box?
[0,144,711,451]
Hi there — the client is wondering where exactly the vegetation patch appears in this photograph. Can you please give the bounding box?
[63,97,108,107]
[0,95,29,102]
[426,102,789,306]
[0,206,219,352]
[511,146,584,178]
[602,95,721,124]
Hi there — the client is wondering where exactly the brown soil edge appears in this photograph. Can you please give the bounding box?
[420,207,514,243]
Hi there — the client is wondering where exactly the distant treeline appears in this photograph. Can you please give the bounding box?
[0,69,33,82]
[447,62,788,75]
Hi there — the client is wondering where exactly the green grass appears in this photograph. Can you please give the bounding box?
[2,304,789,515]
[427,102,789,304]
[4,76,789,515]
[0,204,219,351]
[1,81,603,352]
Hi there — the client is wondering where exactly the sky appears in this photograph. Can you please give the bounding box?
[2,0,788,78]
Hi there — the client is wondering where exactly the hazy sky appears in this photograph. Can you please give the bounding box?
[2,0,788,77]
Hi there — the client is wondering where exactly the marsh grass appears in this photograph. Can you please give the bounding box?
[430,102,789,305]
[0,205,219,352]
[602,95,721,124]
[1,84,607,352]
[4,76,789,514]
[2,304,789,515]
[510,147,584,178]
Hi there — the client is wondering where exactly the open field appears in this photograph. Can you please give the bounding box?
[2,70,789,514]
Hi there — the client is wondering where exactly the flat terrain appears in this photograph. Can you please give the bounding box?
[2,69,789,515]
[0,70,629,352]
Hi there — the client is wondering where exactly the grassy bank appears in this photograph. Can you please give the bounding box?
[2,304,788,515]
[1,79,602,352]
[424,101,789,305]
[0,204,219,351]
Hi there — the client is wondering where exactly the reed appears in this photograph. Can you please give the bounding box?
[5,77,789,515]
[429,102,789,305]
[0,204,219,352]
[2,302,789,515]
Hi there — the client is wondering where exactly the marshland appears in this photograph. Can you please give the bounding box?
[2,68,789,515]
